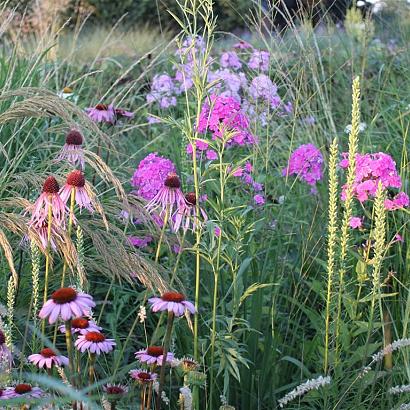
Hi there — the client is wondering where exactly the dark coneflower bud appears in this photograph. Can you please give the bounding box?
[164,173,181,189]
[14,384,32,394]
[0,329,5,345]
[185,192,196,206]
[66,130,83,146]
[66,170,85,188]
[42,176,60,194]
[95,103,108,111]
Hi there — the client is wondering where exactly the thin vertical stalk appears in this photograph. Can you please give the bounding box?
[156,311,174,410]
[61,188,76,287]
[65,319,77,410]
[42,200,53,335]
[155,207,169,263]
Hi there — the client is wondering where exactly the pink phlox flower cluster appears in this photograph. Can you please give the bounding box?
[231,161,265,205]
[186,140,218,161]
[197,95,256,146]
[248,50,270,71]
[131,153,177,201]
[220,51,242,70]
[339,152,407,208]
[283,144,324,187]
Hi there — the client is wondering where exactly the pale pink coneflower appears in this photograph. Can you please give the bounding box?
[5,384,44,399]
[114,108,134,121]
[29,176,66,228]
[129,369,158,384]
[145,173,186,222]
[28,212,61,251]
[59,317,101,334]
[75,331,116,354]
[148,292,196,317]
[59,170,94,213]
[39,287,95,324]
[0,388,14,400]
[0,329,12,368]
[85,103,116,123]
[28,347,69,369]
[135,346,174,366]
[173,192,207,233]
[103,384,128,400]
[56,130,85,170]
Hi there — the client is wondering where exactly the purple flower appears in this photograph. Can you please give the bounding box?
[4,384,44,400]
[207,69,247,101]
[248,74,278,102]
[85,103,115,123]
[148,291,196,317]
[220,51,242,70]
[56,130,85,170]
[248,50,270,71]
[59,317,101,335]
[75,331,116,354]
[135,346,174,366]
[0,330,12,368]
[349,217,363,229]
[39,288,95,324]
[384,192,409,211]
[28,348,68,369]
[128,236,153,248]
[129,369,157,384]
[283,144,324,187]
[131,153,176,201]
[173,192,208,233]
[214,226,221,237]
[253,194,265,205]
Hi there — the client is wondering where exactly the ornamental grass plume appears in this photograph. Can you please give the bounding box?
[59,170,94,213]
[29,176,66,228]
[148,292,196,317]
[28,348,69,369]
[39,287,95,324]
[56,129,85,169]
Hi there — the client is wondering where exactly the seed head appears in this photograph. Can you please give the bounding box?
[146,346,163,357]
[51,287,77,304]
[14,384,32,394]
[164,173,181,188]
[161,292,185,303]
[185,192,196,205]
[66,170,85,188]
[42,176,60,194]
[66,130,83,146]
[85,331,106,343]
[40,348,56,358]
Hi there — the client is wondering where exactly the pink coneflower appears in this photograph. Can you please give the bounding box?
[174,192,208,233]
[59,170,93,212]
[149,292,196,317]
[115,108,134,121]
[6,384,44,399]
[135,346,174,366]
[39,287,95,324]
[28,212,62,251]
[0,329,12,367]
[129,369,157,384]
[145,173,186,221]
[56,130,85,169]
[75,331,116,354]
[59,317,102,334]
[28,348,69,369]
[103,384,128,399]
[0,388,14,400]
[85,103,116,123]
[29,176,66,228]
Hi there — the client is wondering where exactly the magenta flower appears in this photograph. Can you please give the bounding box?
[39,287,95,324]
[384,191,409,210]
[173,192,208,233]
[283,144,324,187]
[29,176,66,228]
[248,50,270,71]
[349,217,363,229]
[59,170,93,212]
[5,384,44,399]
[0,388,14,400]
[148,291,196,317]
[233,40,253,49]
[0,329,12,368]
[214,226,221,237]
[393,233,404,243]
[128,235,153,249]
[27,215,61,251]
[75,331,116,354]
[85,103,115,123]
[129,369,157,384]
[253,194,265,206]
[135,346,174,366]
[131,153,176,201]
[28,348,68,369]
[56,130,85,170]
[145,173,186,222]
[59,317,101,334]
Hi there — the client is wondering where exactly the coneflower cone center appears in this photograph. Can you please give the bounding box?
[185,192,196,205]
[85,332,105,343]
[66,130,83,146]
[138,372,152,380]
[0,330,5,344]
[51,287,77,304]
[63,86,73,93]
[40,348,56,358]
[161,292,185,303]
[0,389,3,397]
[95,103,108,110]
[72,318,89,329]
[67,170,85,187]
[106,386,124,395]
[15,384,32,394]
[164,173,181,188]
[42,176,60,194]
[146,346,163,357]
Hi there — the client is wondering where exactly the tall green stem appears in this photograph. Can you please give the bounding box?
[61,188,76,287]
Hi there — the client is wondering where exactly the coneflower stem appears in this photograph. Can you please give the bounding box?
[156,311,174,410]
[64,320,77,410]
[61,187,76,287]
[154,207,169,263]
[41,200,53,336]
[141,386,146,410]
[88,352,96,387]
